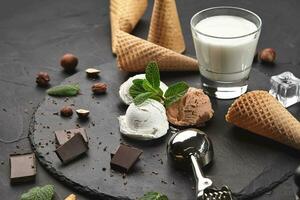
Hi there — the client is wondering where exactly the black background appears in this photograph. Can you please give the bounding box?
[0,0,299,199]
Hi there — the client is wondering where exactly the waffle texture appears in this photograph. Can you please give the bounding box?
[148,0,185,53]
[110,0,148,53]
[116,31,198,72]
[226,90,300,150]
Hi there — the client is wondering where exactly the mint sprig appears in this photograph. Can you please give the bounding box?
[21,185,54,200]
[129,61,189,107]
[139,192,168,200]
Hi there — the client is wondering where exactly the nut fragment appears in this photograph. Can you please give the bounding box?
[65,194,76,200]
[76,109,90,119]
[60,53,78,71]
[60,106,73,117]
[259,48,276,63]
[36,72,50,87]
[86,68,101,78]
[92,83,107,94]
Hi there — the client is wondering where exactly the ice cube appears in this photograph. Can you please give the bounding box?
[269,71,300,107]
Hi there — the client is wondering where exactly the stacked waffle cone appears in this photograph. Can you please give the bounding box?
[148,0,185,53]
[110,0,148,53]
[226,90,300,150]
[116,31,198,72]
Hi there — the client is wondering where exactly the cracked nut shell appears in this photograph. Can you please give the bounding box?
[86,68,101,78]
[36,72,50,87]
[60,53,78,71]
[76,109,90,119]
[92,83,107,94]
[60,106,73,117]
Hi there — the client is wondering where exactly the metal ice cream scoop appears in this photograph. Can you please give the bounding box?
[167,128,233,200]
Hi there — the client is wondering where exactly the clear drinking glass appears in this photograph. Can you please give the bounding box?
[191,7,262,99]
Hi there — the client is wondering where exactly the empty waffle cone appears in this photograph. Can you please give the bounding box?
[148,0,185,53]
[110,0,148,53]
[116,31,198,72]
[226,90,300,150]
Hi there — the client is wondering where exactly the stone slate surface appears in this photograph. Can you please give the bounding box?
[1,0,300,199]
[29,62,299,199]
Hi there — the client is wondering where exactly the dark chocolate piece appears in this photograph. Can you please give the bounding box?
[55,128,88,146]
[110,144,143,173]
[10,153,36,183]
[55,133,88,163]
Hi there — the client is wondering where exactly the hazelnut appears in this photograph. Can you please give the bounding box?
[86,68,101,78]
[60,106,73,117]
[65,194,76,200]
[60,53,78,71]
[76,109,89,119]
[259,48,276,63]
[36,72,50,87]
[92,83,107,94]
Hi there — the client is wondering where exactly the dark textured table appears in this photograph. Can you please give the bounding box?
[0,0,299,199]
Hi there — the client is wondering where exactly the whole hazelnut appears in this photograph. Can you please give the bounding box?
[259,48,276,63]
[60,53,78,71]
[36,72,50,87]
[92,83,107,94]
[60,106,73,117]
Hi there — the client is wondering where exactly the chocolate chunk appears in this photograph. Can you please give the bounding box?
[55,133,88,164]
[10,153,36,183]
[55,128,88,146]
[110,144,142,173]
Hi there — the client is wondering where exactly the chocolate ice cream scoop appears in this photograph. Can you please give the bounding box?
[167,87,214,127]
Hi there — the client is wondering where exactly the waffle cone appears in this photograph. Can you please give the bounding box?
[147,0,185,53]
[110,0,148,53]
[226,90,300,150]
[116,31,198,72]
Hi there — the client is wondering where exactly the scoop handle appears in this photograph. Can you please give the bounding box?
[190,155,213,199]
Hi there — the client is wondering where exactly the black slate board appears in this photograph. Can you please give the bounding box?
[29,61,299,200]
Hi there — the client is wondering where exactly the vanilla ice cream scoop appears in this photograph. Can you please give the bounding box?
[119,74,168,105]
[167,87,214,127]
[119,99,169,140]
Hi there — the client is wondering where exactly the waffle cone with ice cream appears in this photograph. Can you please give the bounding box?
[148,0,185,53]
[226,90,300,150]
[115,31,198,72]
[110,0,148,53]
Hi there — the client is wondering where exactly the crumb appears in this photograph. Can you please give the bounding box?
[152,171,158,175]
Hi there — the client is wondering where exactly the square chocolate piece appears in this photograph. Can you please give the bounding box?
[55,133,88,164]
[55,128,88,146]
[10,153,36,183]
[110,144,143,173]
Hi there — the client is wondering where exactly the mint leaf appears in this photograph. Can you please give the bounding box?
[132,79,144,85]
[164,81,189,98]
[164,81,189,107]
[47,84,80,97]
[133,92,153,105]
[139,192,168,200]
[129,79,146,98]
[21,185,54,200]
[142,79,160,94]
[145,62,160,89]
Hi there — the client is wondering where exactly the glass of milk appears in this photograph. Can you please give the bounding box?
[191,7,262,99]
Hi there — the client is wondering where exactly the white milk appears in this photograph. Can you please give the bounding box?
[193,15,259,82]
